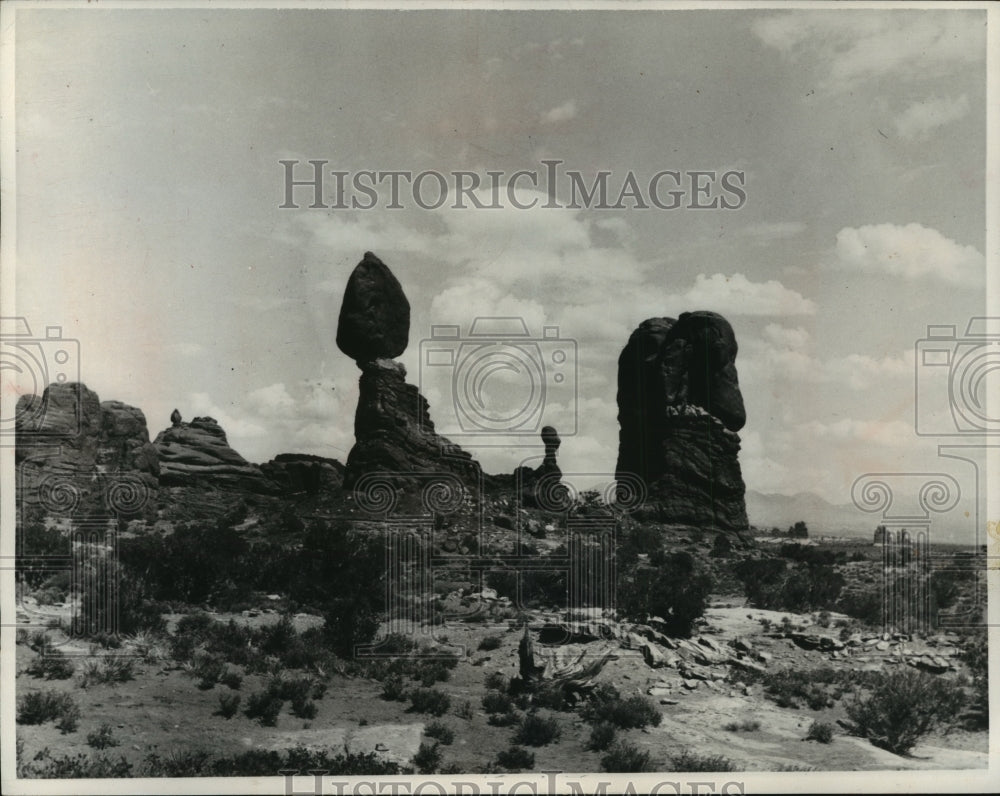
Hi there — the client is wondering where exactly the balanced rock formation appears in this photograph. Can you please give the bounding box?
[337,252,481,492]
[16,382,160,519]
[153,416,278,494]
[616,311,747,530]
[336,251,411,362]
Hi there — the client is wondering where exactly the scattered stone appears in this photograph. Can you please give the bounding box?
[682,679,699,690]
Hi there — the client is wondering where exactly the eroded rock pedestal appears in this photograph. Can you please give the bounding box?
[337,253,481,492]
[616,311,748,530]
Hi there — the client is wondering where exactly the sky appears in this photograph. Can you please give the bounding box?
[6,5,993,535]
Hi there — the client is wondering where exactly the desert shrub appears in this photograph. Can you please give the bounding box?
[17,690,78,727]
[217,692,241,719]
[620,552,712,637]
[496,745,535,772]
[87,724,119,749]
[455,700,474,720]
[837,584,885,626]
[529,681,571,711]
[381,674,408,702]
[478,634,503,651]
[244,690,283,726]
[219,667,242,690]
[56,702,81,733]
[514,712,561,746]
[845,667,965,755]
[580,684,661,729]
[757,668,834,710]
[735,556,843,612]
[482,690,514,714]
[601,741,653,773]
[412,742,441,775]
[26,648,75,680]
[587,721,616,751]
[291,698,317,719]
[424,720,455,745]
[723,719,761,732]
[484,671,507,691]
[669,749,740,772]
[18,748,133,778]
[416,661,452,687]
[806,721,834,743]
[487,710,521,727]
[79,652,137,686]
[408,688,451,716]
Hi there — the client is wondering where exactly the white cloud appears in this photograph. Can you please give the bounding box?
[895,95,970,140]
[541,100,578,124]
[665,273,817,317]
[835,223,984,286]
[763,323,810,351]
[753,12,984,93]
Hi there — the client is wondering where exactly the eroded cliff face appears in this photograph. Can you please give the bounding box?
[616,311,748,530]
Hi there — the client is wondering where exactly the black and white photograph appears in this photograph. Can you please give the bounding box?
[1,1,996,792]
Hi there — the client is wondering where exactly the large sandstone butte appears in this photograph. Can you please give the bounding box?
[16,383,160,519]
[336,252,481,491]
[616,311,748,530]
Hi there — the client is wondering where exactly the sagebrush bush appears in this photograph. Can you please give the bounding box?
[87,723,120,749]
[381,674,408,702]
[514,712,561,746]
[845,667,965,755]
[26,648,75,680]
[484,671,507,691]
[17,690,78,727]
[587,721,616,751]
[217,692,241,719]
[79,652,136,686]
[424,720,455,745]
[244,691,283,726]
[723,719,761,732]
[806,721,834,743]
[18,748,134,778]
[600,741,653,773]
[412,742,441,775]
[482,690,514,714]
[496,745,535,772]
[669,749,740,772]
[580,684,661,729]
[620,552,713,637]
[478,635,503,651]
[408,688,451,716]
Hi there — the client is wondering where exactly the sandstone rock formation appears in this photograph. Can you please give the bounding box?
[16,383,160,519]
[261,453,344,495]
[153,416,278,494]
[616,311,747,529]
[336,251,411,362]
[337,253,481,492]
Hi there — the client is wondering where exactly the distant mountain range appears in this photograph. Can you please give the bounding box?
[745,490,875,540]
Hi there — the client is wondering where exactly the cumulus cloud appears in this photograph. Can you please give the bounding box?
[894,95,970,140]
[541,100,578,124]
[666,273,817,317]
[834,223,984,286]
